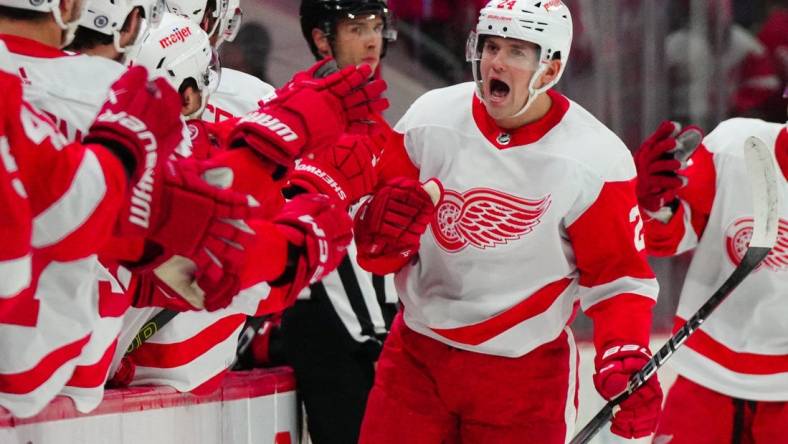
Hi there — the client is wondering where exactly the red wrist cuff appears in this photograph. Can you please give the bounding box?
[586,294,655,352]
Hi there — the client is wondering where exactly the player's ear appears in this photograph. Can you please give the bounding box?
[60,0,79,23]
[118,8,143,49]
[312,28,332,59]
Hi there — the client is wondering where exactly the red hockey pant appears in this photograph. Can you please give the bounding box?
[655,376,788,444]
[359,314,578,444]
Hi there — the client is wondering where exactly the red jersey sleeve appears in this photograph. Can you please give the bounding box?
[3,71,127,263]
[568,171,659,350]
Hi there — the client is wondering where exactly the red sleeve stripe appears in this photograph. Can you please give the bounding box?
[31,150,106,248]
[65,338,118,389]
[0,255,30,298]
[579,276,658,312]
[675,317,788,375]
[430,278,572,346]
[567,179,656,287]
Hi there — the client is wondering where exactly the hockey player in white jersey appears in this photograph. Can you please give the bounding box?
[0,0,260,417]
[68,0,164,61]
[637,92,788,443]
[355,1,662,442]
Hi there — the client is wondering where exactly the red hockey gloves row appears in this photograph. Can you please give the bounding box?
[228,59,388,170]
[634,121,703,221]
[593,342,663,439]
[355,177,440,274]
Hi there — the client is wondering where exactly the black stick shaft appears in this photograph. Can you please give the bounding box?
[125,309,179,354]
[570,246,771,444]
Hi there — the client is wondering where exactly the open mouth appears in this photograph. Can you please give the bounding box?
[488,78,510,100]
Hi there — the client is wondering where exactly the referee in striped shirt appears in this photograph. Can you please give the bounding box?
[280,2,401,443]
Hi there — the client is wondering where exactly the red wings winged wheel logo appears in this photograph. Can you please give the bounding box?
[431,187,551,253]
[725,217,788,271]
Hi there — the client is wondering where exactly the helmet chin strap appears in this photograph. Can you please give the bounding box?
[505,64,551,120]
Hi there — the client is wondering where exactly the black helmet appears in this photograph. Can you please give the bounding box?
[299,0,397,60]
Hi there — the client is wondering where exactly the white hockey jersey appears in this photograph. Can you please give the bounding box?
[391,83,659,357]
[645,118,788,400]
[202,67,275,123]
[0,35,127,417]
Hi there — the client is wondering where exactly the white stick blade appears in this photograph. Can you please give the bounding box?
[744,136,780,248]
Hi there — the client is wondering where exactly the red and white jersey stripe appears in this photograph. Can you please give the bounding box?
[644,118,788,400]
[388,83,658,357]
[59,264,132,412]
[116,283,270,394]
[202,68,275,123]
[0,38,128,417]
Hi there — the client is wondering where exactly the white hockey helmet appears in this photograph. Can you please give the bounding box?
[79,0,166,55]
[467,0,573,117]
[214,0,241,47]
[165,0,228,39]
[129,12,219,118]
[1,0,89,47]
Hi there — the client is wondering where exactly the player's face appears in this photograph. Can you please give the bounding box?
[479,37,540,120]
[332,14,384,73]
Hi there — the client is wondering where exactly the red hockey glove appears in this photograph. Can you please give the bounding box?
[634,121,703,220]
[289,133,385,206]
[228,61,388,169]
[84,65,184,189]
[270,194,353,303]
[593,343,663,439]
[355,177,439,274]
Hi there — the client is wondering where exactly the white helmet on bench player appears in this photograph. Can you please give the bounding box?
[79,0,166,56]
[129,12,219,118]
[467,0,573,117]
[165,0,227,39]
[214,0,241,47]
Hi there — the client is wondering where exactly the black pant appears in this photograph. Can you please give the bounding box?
[280,297,377,444]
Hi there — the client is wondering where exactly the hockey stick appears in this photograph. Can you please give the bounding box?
[231,314,271,369]
[570,136,780,444]
[125,309,178,354]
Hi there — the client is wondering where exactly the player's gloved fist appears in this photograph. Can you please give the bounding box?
[289,133,384,206]
[228,59,388,169]
[355,177,439,274]
[289,57,389,135]
[593,342,663,439]
[123,158,258,271]
[269,194,353,302]
[634,121,703,221]
[85,65,184,186]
